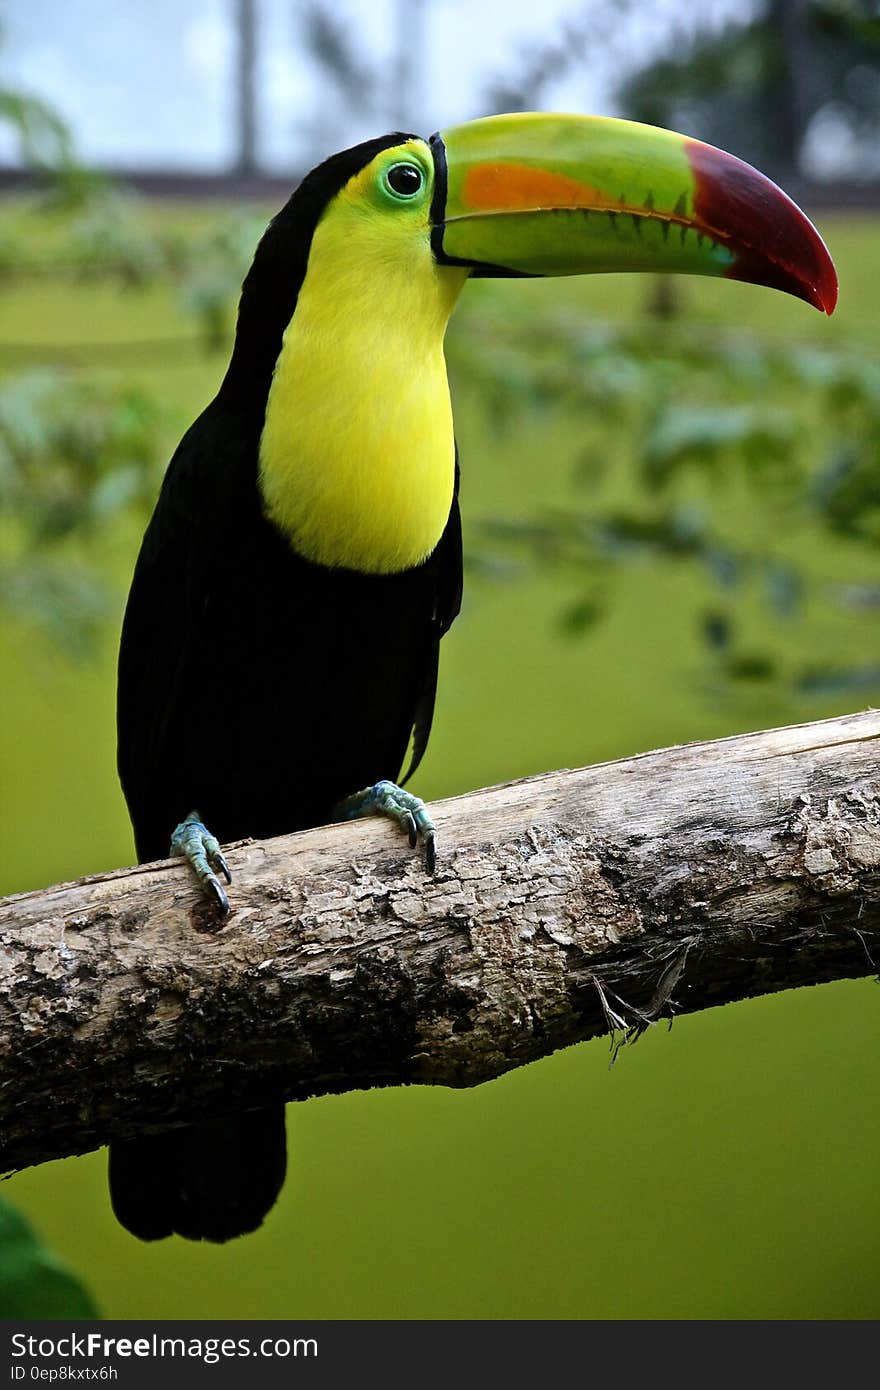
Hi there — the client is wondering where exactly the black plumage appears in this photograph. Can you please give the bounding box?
[111,136,462,1242]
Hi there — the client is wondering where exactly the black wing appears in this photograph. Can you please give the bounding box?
[117,401,253,860]
[402,452,463,784]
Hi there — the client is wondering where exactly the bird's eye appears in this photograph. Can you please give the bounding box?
[384,163,424,199]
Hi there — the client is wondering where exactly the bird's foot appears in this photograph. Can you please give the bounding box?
[334,780,436,874]
[170,811,232,915]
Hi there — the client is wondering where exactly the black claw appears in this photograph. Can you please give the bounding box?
[405,811,418,849]
[425,834,436,876]
[213,851,232,884]
[206,875,230,916]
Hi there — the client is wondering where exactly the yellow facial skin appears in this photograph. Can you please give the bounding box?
[259,139,469,574]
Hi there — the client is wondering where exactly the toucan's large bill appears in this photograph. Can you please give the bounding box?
[429,112,837,314]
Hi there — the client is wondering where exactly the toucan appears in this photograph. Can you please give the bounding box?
[110,113,837,1242]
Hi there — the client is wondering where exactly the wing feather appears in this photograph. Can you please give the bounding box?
[401,454,463,784]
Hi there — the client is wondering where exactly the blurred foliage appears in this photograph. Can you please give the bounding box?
[482,3,602,113]
[481,0,692,116]
[0,87,265,653]
[0,192,262,331]
[295,2,382,161]
[1,67,879,702]
[0,88,73,170]
[0,1198,98,1317]
[0,199,264,651]
[449,291,880,698]
[0,85,109,208]
[0,371,166,655]
[618,0,880,177]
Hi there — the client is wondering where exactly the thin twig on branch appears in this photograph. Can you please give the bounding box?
[1,711,878,1173]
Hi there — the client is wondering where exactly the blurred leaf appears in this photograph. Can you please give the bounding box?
[832,580,880,608]
[0,1199,98,1318]
[65,192,164,286]
[570,447,609,490]
[704,546,742,589]
[764,561,804,617]
[0,371,168,655]
[302,2,377,106]
[723,651,777,682]
[796,662,880,695]
[701,610,733,651]
[177,212,263,349]
[0,371,165,540]
[0,88,73,169]
[811,439,880,539]
[0,561,110,658]
[0,86,106,210]
[558,594,606,637]
[596,505,708,557]
[462,548,524,582]
[643,404,795,484]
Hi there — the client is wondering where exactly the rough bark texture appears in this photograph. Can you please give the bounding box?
[1,711,878,1174]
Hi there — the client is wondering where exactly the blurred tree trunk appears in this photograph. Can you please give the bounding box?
[767,0,814,176]
[234,0,258,175]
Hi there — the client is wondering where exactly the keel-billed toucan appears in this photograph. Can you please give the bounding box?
[111,113,836,1242]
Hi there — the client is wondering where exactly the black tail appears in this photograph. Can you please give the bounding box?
[108,1105,287,1242]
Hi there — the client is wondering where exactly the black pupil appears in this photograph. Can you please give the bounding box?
[387,164,422,196]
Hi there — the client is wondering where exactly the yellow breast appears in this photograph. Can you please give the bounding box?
[258,168,468,574]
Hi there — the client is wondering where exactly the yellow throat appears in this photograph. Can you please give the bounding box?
[258,143,469,574]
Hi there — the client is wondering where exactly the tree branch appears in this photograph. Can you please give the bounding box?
[2,711,878,1173]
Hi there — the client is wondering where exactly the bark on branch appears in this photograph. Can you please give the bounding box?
[1,711,878,1173]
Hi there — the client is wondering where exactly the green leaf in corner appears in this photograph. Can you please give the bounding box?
[0,1199,98,1318]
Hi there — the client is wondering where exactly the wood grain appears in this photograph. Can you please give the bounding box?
[1,709,878,1172]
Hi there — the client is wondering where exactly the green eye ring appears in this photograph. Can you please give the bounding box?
[383,162,425,200]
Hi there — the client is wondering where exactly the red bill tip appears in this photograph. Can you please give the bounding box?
[685,139,838,315]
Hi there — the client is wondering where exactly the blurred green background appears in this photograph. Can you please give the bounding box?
[1,0,879,1321]
[2,209,879,1322]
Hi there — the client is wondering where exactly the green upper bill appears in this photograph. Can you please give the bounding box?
[429,112,837,313]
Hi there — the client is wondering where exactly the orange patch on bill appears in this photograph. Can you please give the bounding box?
[462,161,606,212]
